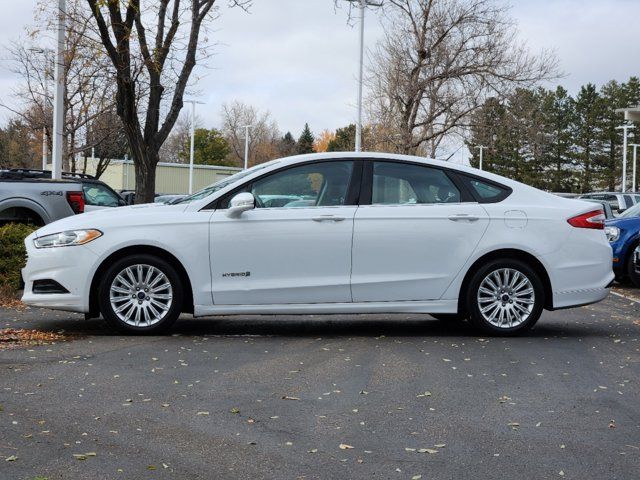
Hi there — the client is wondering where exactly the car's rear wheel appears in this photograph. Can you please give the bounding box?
[98,254,183,334]
[627,245,640,288]
[466,259,544,336]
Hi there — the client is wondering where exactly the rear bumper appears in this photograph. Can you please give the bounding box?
[545,230,614,309]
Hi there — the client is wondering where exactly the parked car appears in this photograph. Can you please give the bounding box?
[0,172,84,226]
[579,192,640,215]
[21,152,613,336]
[581,199,615,219]
[155,194,188,205]
[0,169,125,225]
[604,202,640,286]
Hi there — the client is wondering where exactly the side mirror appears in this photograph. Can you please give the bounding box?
[226,192,255,218]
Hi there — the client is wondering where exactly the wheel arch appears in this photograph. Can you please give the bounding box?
[457,248,553,313]
[88,245,194,317]
[0,198,49,225]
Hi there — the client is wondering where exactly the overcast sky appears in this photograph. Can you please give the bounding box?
[0,0,639,147]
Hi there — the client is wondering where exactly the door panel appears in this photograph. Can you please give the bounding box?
[209,159,358,305]
[351,160,489,302]
[210,207,356,304]
[351,203,489,301]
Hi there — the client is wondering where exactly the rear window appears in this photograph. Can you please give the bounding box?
[458,175,511,203]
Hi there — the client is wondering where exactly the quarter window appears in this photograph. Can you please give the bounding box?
[371,162,460,205]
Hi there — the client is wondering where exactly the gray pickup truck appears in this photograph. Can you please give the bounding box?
[0,175,85,226]
[1,169,127,226]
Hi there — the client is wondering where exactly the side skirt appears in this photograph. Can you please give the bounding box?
[193,300,458,317]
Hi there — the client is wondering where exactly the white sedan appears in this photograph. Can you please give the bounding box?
[21,153,614,335]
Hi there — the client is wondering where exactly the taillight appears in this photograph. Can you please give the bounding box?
[66,191,85,214]
[567,209,605,229]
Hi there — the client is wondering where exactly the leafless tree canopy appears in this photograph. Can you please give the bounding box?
[84,0,250,202]
[2,0,123,174]
[367,0,559,157]
[221,101,280,167]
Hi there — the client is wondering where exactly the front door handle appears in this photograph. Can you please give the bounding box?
[448,214,480,222]
[312,215,346,222]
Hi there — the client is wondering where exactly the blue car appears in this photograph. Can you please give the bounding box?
[605,203,640,286]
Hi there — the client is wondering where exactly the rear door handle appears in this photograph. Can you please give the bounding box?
[448,214,480,222]
[312,215,346,222]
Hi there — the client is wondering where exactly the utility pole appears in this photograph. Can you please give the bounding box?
[475,145,486,171]
[616,124,634,192]
[347,0,382,152]
[184,99,204,194]
[631,144,639,192]
[51,0,65,180]
[242,125,252,170]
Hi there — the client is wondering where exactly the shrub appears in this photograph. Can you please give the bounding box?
[0,223,35,296]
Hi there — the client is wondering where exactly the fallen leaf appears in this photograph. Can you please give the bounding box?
[197,411,209,416]
[230,407,240,414]
[282,395,300,401]
[339,444,354,450]
[418,448,438,454]
[5,455,18,462]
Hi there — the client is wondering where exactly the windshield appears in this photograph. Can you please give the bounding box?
[173,160,280,204]
[620,202,640,218]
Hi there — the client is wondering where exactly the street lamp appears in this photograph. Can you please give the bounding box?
[346,0,382,152]
[475,145,486,171]
[242,125,252,170]
[51,0,66,180]
[29,47,54,170]
[184,99,204,194]
[616,124,635,192]
[630,144,640,192]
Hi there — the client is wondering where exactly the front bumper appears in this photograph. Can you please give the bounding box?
[21,235,98,313]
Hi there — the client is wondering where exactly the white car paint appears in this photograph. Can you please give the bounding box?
[21,152,613,326]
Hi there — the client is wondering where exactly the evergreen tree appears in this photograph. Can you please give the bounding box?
[327,124,356,152]
[541,86,576,192]
[278,132,297,157]
[573,84,605,192]
[296,123,315,154]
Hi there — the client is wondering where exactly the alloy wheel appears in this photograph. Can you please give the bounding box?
[109,264,173,327]
[476,268,535,329]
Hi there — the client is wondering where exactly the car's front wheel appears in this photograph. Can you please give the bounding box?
[466,259,544,336]
[98,254,183,334]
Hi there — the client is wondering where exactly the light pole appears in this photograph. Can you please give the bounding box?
[616,124,635,192]
[631,144,639,192]
[51,0,66,180]
[475,145,486,171]
[242,125,252,170]
[346,0,382,152]
[184,99,204,194]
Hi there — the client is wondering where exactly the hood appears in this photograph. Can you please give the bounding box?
[34,203,189,237]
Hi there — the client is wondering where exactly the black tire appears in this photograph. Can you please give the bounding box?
[466,258,544,336]
[627,245,640,288]
[98,254,183,334]
[431,313,467,322]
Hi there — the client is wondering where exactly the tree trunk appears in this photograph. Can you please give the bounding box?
[134,151,158,204]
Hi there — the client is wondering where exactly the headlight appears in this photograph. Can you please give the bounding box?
[604,226,620,243]
[33,229,102,248]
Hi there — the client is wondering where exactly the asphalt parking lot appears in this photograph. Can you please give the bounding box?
[1,290,639,480]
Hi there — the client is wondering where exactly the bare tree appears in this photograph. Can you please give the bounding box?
[367,0,559,157]
[221,101,280,167]
[85,0,250,203]
[3,0,121,173]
